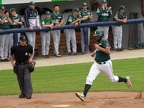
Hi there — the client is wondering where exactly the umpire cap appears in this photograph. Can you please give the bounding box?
[20,35,27,41]
[93,30,104,38]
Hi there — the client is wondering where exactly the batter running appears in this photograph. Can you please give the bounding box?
[75,30,132,101]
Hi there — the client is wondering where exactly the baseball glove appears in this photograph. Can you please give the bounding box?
[27,61,36,72]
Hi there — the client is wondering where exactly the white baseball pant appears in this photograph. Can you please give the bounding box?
[80,28,90,53]
[50,30,61,55]
[0,34,10,59]
[98,26,109,39]
[26,32,36,53]
[64,29,77,54]
[112,26,122,49]
[40,32,51,56]
[86,60,119,85]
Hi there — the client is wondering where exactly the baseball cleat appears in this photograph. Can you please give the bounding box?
[125,76,132,88]
[75,92,84,101]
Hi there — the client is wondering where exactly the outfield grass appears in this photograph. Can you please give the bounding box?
[0,58,144,95]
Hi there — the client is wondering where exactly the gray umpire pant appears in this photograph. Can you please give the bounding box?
[50,30,61,55]
[15,64,33,97]
[40,31,51,56]
[64,29,77,54]
[26,32,36,53]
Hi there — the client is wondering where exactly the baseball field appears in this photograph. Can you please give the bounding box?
[0,50,144,108]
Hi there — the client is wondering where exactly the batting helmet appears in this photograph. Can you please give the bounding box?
[93,30,104,38]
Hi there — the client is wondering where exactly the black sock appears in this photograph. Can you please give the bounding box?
[83,84,91,97]
[118,76,127,83]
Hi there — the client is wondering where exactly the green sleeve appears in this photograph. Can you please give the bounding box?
[102,40,111,49]
[50,17,53,24]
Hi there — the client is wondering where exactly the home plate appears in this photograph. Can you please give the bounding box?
[51,104,70,107]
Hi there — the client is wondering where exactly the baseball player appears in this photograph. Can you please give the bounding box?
[24,1,41,53]
[9,8,23,57]
[10,35,34,99]
[9,8,23,44]
[41,11,53,58]
[64,8,80,55]
[113,5,127,51]
[51,4,64,57]
[0,6,12,62]
[75,30,132,101]
[79,2,92,54]
[96,0,112,39]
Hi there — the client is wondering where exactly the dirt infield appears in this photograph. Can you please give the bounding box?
[0,92,143,108]
[1,49,144,108]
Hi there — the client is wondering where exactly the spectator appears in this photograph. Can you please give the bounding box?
[51,4,64,57]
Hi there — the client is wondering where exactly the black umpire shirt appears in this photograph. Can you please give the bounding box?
[11,43,33,62]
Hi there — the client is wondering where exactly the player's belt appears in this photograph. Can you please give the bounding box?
[97,61,106,65]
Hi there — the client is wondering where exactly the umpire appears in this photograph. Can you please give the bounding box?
[10,35,34,99]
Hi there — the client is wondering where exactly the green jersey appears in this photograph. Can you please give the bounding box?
[65,13,80,25]
[0,14,10,29]
[114,11,127,20]
[95,39,111,62]
[96,7,112,22]
[10,14,23,29]
[51,12,64,26]
[41,17,53,25]
[79,9,91,23]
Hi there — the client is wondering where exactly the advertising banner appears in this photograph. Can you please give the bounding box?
[0,0,74,5]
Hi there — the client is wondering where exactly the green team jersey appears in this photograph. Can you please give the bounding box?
[51,12,64,26]
[79,9,91,23]
[96,7,112,22]
[0,14,10,29]
[65,13,80,25]
[114,11,127,20]
[41,17,53,25]
[95,39,111,62]
[10,14,23,29]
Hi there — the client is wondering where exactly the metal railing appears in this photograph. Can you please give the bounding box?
[0,18,144,35]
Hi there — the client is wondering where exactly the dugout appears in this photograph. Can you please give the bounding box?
[1,0,144,55]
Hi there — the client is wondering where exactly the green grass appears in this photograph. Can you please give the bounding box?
[0,58,144,95]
